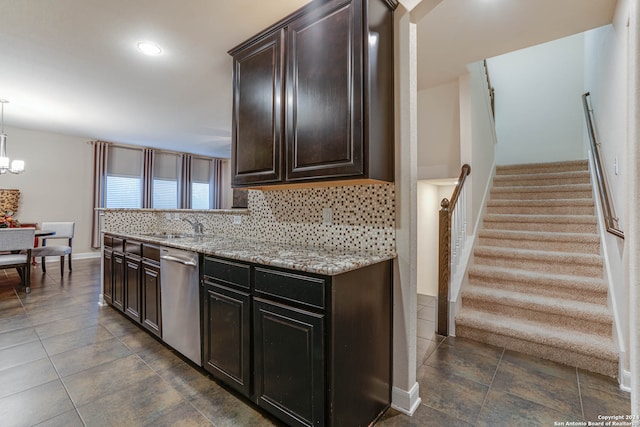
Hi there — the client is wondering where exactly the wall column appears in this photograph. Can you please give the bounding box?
[392,4,420,415]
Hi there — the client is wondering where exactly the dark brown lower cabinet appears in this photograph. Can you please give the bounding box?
[141,260,161,337]
[200,256,392,427]
[112,252,125,312]
[253,298,325,427]
[104,236,162,339]
[103,248,113,304]
[252,261,392,427]
[202,281,251,397]
[124,255,142,322]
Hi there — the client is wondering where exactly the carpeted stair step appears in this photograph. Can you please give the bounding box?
[496,160,589,176]
[456,159,617,377]
[483,213,598,233]
[493,170,591,187]
[478,229,600,254]
[467,264,608,304]
[461,286,612,336]
[473,246,603,278]
[455,309,618,377]
[490,183,593,200]
[486,198,595,216]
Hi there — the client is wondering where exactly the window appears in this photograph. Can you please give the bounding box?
[93,142,224,248]
[105,146,142,208]
[106,176,142,208]
[191,182,210,209]
[152,152,180,209]
[191,157,212,209]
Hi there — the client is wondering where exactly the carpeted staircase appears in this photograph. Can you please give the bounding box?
[455,159,618,377]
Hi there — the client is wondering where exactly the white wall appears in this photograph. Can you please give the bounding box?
[488,33,586,165]
[0,126,235,257]
[417,81,460,179]
[460,62,497,231]
[416,181,438,295]
[0,126,97,257]
[417,181,456,296]
[583,5,632,383]
[584,24,628,235]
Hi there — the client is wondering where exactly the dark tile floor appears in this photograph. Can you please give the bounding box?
[0,260,631,426]
[378,294,631,426]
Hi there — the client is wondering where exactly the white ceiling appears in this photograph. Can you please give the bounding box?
[0,0,616,158]
[416,0,617,90]
[0,0,311,158]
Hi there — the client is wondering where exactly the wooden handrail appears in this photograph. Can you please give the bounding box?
[438,164,471,336]
[582,93,624,239]
[483,59,495,118]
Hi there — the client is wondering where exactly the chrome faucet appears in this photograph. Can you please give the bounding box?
[182,216,204,235]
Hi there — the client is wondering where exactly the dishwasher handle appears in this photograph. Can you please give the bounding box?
[160,254,198,267]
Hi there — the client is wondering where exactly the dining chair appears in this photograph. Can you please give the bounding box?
[32,222,74,275]
[0,228,35,293]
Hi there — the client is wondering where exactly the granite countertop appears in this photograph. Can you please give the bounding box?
[109,232,396,276]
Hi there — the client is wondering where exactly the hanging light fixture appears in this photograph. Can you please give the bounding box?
[0,99,24,175]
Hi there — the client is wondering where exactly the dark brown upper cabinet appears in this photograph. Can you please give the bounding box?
[229,0,397,188]
[231,30,285,186]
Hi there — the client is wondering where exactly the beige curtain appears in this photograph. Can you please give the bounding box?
[181,154,192,208]
[142,148,154,208]
[91,141,109,248]
[212,158,223,209]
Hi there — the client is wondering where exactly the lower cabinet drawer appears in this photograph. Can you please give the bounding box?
[254,268,325,310]
[203,257,250,289]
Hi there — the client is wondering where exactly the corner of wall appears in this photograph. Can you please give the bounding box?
[391,383,422,416]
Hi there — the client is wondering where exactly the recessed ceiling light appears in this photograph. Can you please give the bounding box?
[137,41,162,56]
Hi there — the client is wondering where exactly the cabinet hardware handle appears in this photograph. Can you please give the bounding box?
[160,255,197,267]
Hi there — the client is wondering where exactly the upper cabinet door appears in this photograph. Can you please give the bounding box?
[286,0,363,182]
[232,29,285,186]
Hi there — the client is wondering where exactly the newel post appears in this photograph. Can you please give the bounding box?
[438,198,451,336]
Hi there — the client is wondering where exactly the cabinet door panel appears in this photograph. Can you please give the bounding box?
[103,249,113,304]
[232,30,284,186]
[286,0,363,181]
[202,282,251,397]
[142,261,161,337]
[112,253,124,312]
[124,257,141,322]
[254,298,324,427]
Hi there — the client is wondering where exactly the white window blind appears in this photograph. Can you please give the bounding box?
[191,157,211,209]
[153,152,179,209]
[106,146,143,208]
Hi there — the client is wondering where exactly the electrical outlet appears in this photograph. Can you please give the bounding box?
[233,215,242,225]
[322,208,332,225]
[614,157,619,175]
[174,213,180,220]
[165,213,171,220]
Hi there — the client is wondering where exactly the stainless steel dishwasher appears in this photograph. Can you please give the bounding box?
[160,247,201,366]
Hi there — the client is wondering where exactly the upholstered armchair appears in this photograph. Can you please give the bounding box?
[32,222,74,275]
[0,227,35,293]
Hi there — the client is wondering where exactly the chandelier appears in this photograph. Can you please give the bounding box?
[0,99,24,174]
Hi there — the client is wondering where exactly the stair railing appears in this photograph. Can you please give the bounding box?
[438,164,471,336]
[582,92,624,239]
[483,59,495,118]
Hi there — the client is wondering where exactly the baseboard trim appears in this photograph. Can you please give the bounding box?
[620,368,631,392]
[38,252,101,263]
[391,382,421,416]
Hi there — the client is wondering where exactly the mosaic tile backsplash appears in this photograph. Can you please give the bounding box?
[102,183,395,253]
